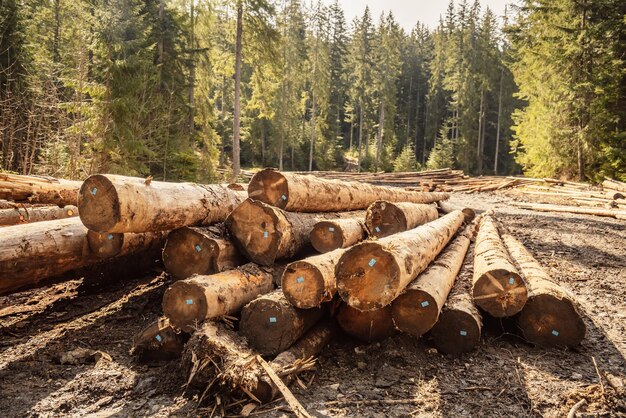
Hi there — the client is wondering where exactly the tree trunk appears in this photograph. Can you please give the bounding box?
[336,211,465,311]
[53,0,60,63]
[472,215,527,317]
[87,230,166,259]
[161,225,244,280]
[0,205,77,226]
[309,83,316,172]
[162,263,276,332]
[391,233,470,337]
[365,201,438,238]
[220,75,227,166]
[357,105,363,172]
[374,101,384,172]
[78,174,246,233]
[282,247,346,309]
[188,0,196,132]
[239,289,324,355]
[130,318,188,362]
[232,1,243,180]
[502,233,585,347]
[336,304,395,342]
[248,169,449,212]
[494,67,503,175]
[226,198,364,266]
[310,218,366,253]
[349,120,354,150]
[476,87,484,175]
[0,173,81,206]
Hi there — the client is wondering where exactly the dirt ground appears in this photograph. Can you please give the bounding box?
[1,192,625,418]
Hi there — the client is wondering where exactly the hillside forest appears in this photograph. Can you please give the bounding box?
[1,0,625,182]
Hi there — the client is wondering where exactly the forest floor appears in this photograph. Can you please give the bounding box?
[0,192,625,418]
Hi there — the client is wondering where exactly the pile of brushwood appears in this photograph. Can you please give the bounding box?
[0,169,587,416]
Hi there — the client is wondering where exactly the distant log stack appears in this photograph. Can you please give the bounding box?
[78,174,246,233]
[162,226,244,280]
[392,233,470,337]
[472,215,528,317]
[247,168,449,212]
[0,205,78,226]
[511,202,626,220]
[87,230,166,258]
[336,211,466,311]
[162,263,276,332]
[131,318,188,362]
[336,304,396,342]
[502,233,585,347]
[365,201,438,238]
[239,290,324,356]
[0,173,81,206]
[602,178,626,194]
[310,218,366,253]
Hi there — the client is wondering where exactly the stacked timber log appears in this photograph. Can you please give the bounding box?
[0,173,81,206]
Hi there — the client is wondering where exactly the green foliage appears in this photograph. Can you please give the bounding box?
[427,138,455,170]
[393,146,422,172]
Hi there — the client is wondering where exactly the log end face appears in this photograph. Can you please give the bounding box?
[131,319,186,362]
[518,294,586,347]
[473,270,528,317]
[78,174,121,232]
[162,280,208,332]
[431,310,481,355]
[366,201,406,238]
[87,230,124,258]
[310,221,343,253]
[336,242,400,311]
[163,228,216,280]
[337,304,396,343]
[391,290,438,337]
[247,169,289,209]
[240,299,295,356]
[282,261,328,309]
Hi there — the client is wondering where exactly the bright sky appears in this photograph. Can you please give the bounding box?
[322,0,512,31]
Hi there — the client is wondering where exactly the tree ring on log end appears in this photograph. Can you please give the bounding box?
[162,280,209,332]
[391,289,438,337]
[239,299,297,355]
[310,221,343,253]
[366,201,407,238]
[87,230,124,258]
[518,294,585,347]
[282,261,327,309]
[336,242,400,311]
[431,310,481,354]
[247,170,289,209]
[472,269,527,317]
[79,174,121,232]
[163,228,217,280]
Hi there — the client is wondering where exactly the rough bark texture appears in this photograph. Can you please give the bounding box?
[472,215,528,317]
[365,201,438,238]
[162,263,276,332]
[438,201,476,223]
[130,318,188,362]
[78,174,246,233]
[0,205,78,226]
[282,248,346,309]
[226,198,364,266]
[431,246,483,354]
[87,230,167,259]
[162,225,244,280]
[239,290,324,356]
[502,233,586,347]
[336,211,466,311]
[0,173,81,206]
[310,218,366,253]
[391,234,470,337]
[247,168,449,212]
[336,304,396,342]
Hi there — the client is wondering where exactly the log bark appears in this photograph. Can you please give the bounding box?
[87,230,166,258]
[431,245,482,354]
[247,168,449,212]
[162,263,276,332]
[336,304,396,342]
[603,178,626,193]
[239,290,324,356]
[162,226,244,280]
[391,233,470,337]
[365,201,438,238]
[282,248,346,309]
[472,215,527,317]
[226,198,364,266]
[0,205,78,226]
[336,211,465,311]
[0,173,81,206]
[310,218,366,253]
[130,318,188,362]
[502,233,585,347]
[511,202,626,220]
[437,201,476,222]
[78,174,246,233]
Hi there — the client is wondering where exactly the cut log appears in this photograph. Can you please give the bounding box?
[239,290,324,356]
[282,248,346,309]
[0,205,78,226]
[511,202,626,220]
[247,168,449,212]
[336,304,396,342]
[310,218,366,253]
[336,211,466,311]
[0,173,81,206]
[603,178,626,193]
[78,174,246,233]
[502,233,585,347]
[472,215,527,317]
[251,320,336,403]
[162,263,276,332]
[606,190,625,200]
[437,201,476,222]
[365,201,438,238]
[87,230,166,258]
[226,198,364,266]
[130,318,188,362]
[162,226,244,280]
[391,233,470,337]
